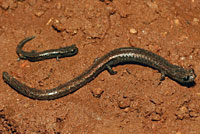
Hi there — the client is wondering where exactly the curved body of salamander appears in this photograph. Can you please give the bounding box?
[16,36,78,61]
[3,47,196,100]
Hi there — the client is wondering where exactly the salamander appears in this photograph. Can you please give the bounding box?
[16,36,78,61]
[3,47,196,100]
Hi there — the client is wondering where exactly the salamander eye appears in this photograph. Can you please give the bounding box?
[70,48,75,53]
[183,76,190,81]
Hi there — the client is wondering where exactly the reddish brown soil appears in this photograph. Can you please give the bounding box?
[1,0,200,134]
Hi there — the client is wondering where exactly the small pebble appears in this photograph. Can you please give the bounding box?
[174,19,181,26]
[189,55,193,60]
[180,56,186,61]
[150,113,161,121]
[91,88,104,98]
[180,106,188,113]
[0,1,10,10]
[129,28,138,34]
[44,0,52,2]
[146,1,158,9]
[38,81,44,86]
[189,111,198,117]
[192,18,199,25]
[118,98,130,109]
[124,107,130,113]
[35,10,45,17]
[55,2,62,10]
[196,93,200,96]
[28,0,37,6]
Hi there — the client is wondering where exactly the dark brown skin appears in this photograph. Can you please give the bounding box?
[2,47,196,100]
[16,36,78,61]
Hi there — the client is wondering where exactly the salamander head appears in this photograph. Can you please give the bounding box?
[170,68,196,83]
[60,44,78,56]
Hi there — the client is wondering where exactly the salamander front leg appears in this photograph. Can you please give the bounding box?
[106,64,117,75]
[17,57,21,61]
[160,71,166,81]
[17,54,26,61]
[158,71,166,85]
[56,56,60,61]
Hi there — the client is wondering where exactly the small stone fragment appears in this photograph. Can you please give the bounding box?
[129,28,138,34]
[146,1,158,9]
[180,106,188,113]
[35,10,45,17]
[118,98,130,109]
[189,111,198,117]
[124,107,130,113]
[175,106,188,120]
[196,92,200,96]
[28,0,37,6]
[180,56,186,61]
[150,113,161,121]
[0,1,10,10]
[44,0,52,2]
[38,81,44,87]
[174,19,181,26]
[192,18,199,25]
[91,88,104,98]
[55,2,62,10]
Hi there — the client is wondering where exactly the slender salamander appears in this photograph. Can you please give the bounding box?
[16,36,78,61]
[3,47,196,100]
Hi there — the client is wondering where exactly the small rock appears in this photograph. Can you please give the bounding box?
[189,111,198,117]
[180,56,186,61]
[35,10,45,17]
[91,88,104,98]
[28,0,37,6]
[38,81,44,87]
[175,106,188,120]
[189,55,193,60]
[118,98,130,109]
[180,106,188,113]
[0,1,10,10]
[146,1,158,9]
[150,113,161,121]
[129,28,138,35]
[44,0,52,2]
[196,92,200,96]
[124,107,130,113]
[192,18,199,25]
[55,2,62,10]
[174,19,181,26]
[52,21,65,32]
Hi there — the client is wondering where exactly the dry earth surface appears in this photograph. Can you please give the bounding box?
[1,0,200,134]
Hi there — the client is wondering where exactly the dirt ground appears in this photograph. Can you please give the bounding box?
[1,0,200,134]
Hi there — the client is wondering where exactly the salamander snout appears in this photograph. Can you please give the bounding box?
[60,44,78,56]
[170,68,196,84]
[181,68,196,83]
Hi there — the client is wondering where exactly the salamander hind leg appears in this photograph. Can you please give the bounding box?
[93,57,100,63]
[106,64,117,75]
[160,71,166,81]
